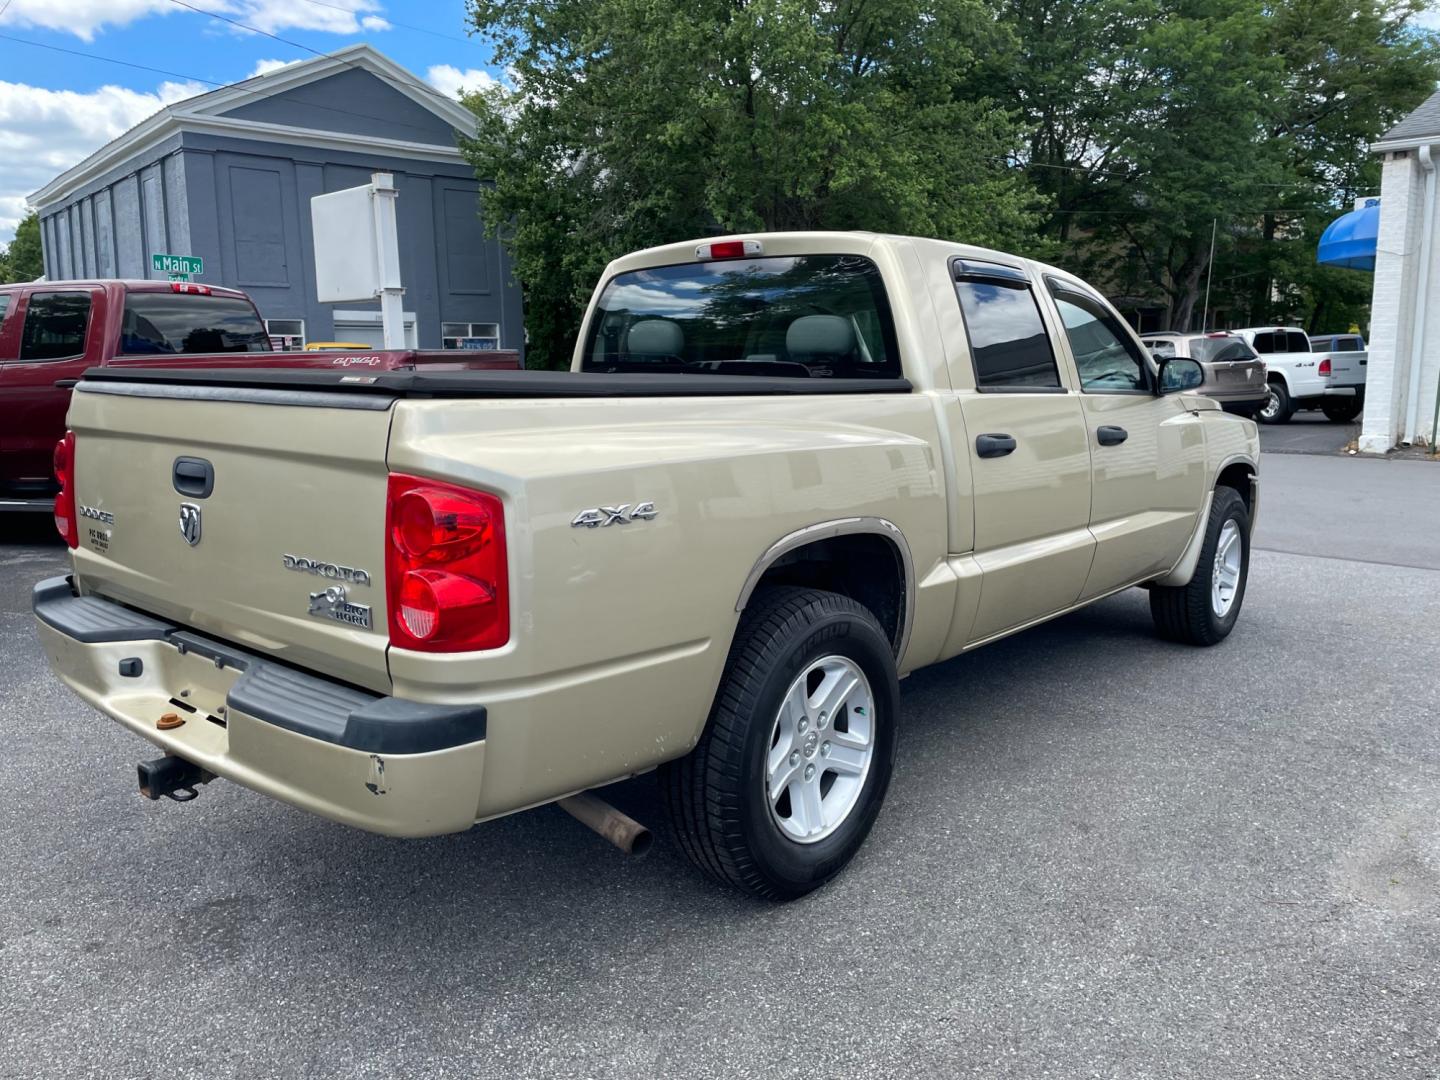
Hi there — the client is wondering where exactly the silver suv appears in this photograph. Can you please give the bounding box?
[1141,332,1268,417]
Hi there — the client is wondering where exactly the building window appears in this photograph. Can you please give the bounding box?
[442,322,500,350]
[265,318,305,351]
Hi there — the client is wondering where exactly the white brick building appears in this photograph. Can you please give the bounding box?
[1363,92,1440,453]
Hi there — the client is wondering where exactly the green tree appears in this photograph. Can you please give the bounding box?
[995,0,1439,331]
[1,212,43,284]
[462,0,1043,368]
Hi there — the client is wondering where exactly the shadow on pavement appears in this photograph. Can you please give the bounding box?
[0,511,65,547]
[1257,411,1357,455]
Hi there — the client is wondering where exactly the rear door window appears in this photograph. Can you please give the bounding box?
[952,262,1061,389]
[19,291,93,361]
[119,292,271,355]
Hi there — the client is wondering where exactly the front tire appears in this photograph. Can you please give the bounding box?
[1257,380,1293,424]
[662,587,899,900]
[1150,487,1251,646]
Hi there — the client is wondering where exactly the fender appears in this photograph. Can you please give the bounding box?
[1156,453,1258,587]
[735,516,916,664]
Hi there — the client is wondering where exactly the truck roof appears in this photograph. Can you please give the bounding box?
[0,279,254,300]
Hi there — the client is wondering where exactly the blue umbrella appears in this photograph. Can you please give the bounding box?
[1317,201,1379,271]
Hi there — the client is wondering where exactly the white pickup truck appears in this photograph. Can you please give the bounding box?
[34,232,1259,899]
[1234,325,1366,424]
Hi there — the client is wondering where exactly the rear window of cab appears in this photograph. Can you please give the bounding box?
[581,255,902,379]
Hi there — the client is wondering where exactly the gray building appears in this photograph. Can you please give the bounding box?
[28,44,522,354]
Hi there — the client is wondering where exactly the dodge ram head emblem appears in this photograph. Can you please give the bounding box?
[178,503,202,547]
[571,502,658,528]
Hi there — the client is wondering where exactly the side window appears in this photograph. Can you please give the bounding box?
[0,294,11,325]
[953,265,1061,390]
[1048,287,1150,392]
[20,292,93,361]
[1338,337,1361,352]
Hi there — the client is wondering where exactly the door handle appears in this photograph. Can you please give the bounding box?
[975,433,1017,458]
[173,457,215,498]
[1096,425,1128,446]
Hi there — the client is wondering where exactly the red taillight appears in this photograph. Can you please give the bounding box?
[53,431,77,548]
[1318,358,1331,375]
[385,474,508,651]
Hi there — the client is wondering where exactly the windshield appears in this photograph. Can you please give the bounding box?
[581,255,901,378]
[119,293,271,355]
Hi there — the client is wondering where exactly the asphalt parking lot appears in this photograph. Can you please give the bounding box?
[2,451,1438,1080]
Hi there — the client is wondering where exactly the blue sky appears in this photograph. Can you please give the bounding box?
[0,0,506,241]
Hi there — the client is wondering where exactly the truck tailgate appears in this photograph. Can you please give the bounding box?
[65,381,394,692]
[1326,350,1367,387]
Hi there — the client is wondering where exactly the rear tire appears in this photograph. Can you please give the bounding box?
[1150,487,1250,646]
[1257,380,1293,424]
[1321,396,1363,423]
[662,587,899,900]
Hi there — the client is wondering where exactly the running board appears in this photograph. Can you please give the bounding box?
[0,497,55,513]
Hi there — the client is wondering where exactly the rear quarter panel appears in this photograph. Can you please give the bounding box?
[385,392,948,815]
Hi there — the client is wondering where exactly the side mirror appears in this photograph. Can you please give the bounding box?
[1159,357,1204,394]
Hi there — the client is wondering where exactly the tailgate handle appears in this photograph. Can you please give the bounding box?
[173,457,215,499]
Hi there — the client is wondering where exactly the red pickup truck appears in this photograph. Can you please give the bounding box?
[0,280,520,510]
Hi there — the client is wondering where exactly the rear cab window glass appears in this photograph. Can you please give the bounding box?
[1286,331,1311,353]
[19,291,93,361]
[1143,339,1178,359]
[581,254,901,379]
[1250,332,1277,354]
[1047,283,1150,392]
[952,262,1061,389]
[119,292,271,355]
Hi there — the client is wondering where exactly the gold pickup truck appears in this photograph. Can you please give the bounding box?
[34,232,1258,899]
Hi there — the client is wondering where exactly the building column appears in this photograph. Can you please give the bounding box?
[1362,145,1440,453]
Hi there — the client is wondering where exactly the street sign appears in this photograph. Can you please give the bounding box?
[167,272,191,283]
[152,253,203,277]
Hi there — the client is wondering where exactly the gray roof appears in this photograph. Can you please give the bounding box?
[1379,88,1440,145]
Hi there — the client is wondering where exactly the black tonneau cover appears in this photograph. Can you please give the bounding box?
[78,366,912,400]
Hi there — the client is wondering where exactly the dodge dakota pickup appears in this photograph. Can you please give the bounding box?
[0,279,519,510]
[34,233,1259,899]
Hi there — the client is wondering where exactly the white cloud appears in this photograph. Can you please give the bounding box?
[425,64,501,100]
[0,79,206,241]
[248,58,298,78]
[0,0,391,41]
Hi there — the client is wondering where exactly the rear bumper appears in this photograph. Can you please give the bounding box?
[32,576,487,837]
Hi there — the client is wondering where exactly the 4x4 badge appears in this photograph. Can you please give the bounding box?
[178,503,202,547]
[571,502,658,528]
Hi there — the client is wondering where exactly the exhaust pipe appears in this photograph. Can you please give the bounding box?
[558,792,652,857]
[137,755,211,802]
